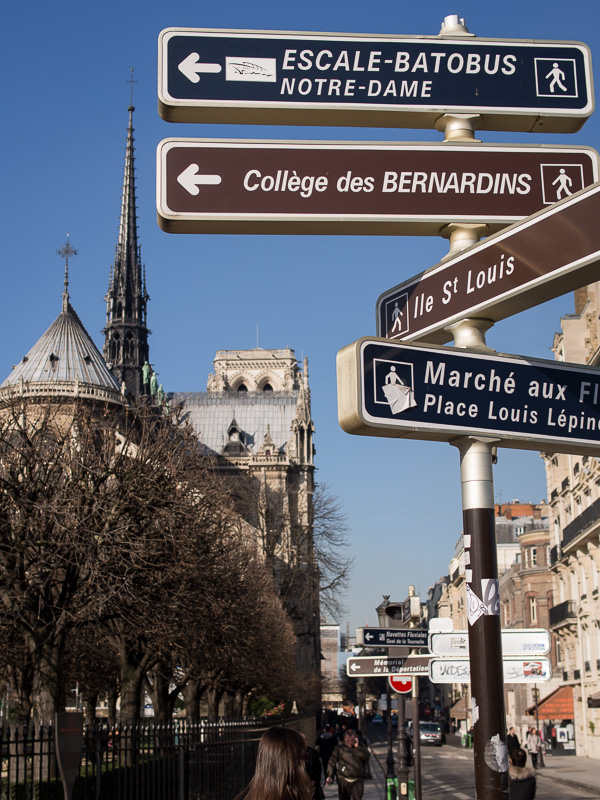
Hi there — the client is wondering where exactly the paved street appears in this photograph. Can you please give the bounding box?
[418,747,600,799]
[366,726,600,799]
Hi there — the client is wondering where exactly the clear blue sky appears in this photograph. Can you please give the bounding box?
[2,0,598,635]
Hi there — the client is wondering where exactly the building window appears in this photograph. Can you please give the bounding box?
[237,383,248,392]
[531,548,537,566]
[529,596,537,624]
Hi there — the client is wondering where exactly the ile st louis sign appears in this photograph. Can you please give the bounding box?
[156,140,598,235]
[337,337,600,455]
[377,181,600,345]
[158,28,593,132]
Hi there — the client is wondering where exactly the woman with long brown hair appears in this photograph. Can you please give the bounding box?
[235,727,312,800]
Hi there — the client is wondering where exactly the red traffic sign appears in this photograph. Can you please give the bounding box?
[157,139,598,235]
[389,675,412,694]
[377,181,600,345]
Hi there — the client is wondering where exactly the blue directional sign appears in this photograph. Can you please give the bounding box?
[158,28,593,132]
[337,337,600,455]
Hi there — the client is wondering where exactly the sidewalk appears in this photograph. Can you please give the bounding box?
[368,736,600,797]
[534,752,600,795]
[445,741,600,796]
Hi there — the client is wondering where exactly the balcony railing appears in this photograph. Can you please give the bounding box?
[562,495,600,548]
[549,600,576,627]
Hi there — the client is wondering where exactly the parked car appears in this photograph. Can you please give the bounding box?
[419,722,443,746]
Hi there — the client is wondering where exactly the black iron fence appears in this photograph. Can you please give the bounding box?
[0,716,313,800]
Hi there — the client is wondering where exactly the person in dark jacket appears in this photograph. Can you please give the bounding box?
[507,727,520,755]
[316,725,338,774]
[305,745,324,800]
[326,729,370,800]
[509,748,536,800]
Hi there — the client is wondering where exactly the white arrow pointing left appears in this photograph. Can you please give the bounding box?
[365,632,373,641]
[178,53,222,83]
[177,165,222,196]
[350,663,361,672]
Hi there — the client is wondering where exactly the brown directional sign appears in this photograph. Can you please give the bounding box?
[377,181,600,344]
[346,655,430,677]
[157,139,598,234]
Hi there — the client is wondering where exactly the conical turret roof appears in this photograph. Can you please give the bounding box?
[1,292,123,405]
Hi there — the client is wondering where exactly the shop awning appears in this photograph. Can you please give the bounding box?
[450,697,470,720]
[526,685,573,718]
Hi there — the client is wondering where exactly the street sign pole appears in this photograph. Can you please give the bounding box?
[453,435,508,799]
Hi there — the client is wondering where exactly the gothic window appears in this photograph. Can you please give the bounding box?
[263,383,273,392]
[237,383,248,392]
[110,334,121,361]
[124,332,134,359]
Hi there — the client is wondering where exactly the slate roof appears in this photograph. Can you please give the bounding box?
[1,297,122,401]
[170,390,299,456]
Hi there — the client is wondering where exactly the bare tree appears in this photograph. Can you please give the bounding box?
[311,482,353,619]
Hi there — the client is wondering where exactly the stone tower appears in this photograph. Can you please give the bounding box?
[170,348,322,707]
[103,105,150,399]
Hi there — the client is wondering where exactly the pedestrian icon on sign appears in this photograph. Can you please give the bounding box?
[384,293,409,338]
[540,163,584,205]
[552,169,573,199]
[545,62,568,93]
[535,58,578,99]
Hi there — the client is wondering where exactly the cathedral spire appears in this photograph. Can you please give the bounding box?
[103,89,151,400]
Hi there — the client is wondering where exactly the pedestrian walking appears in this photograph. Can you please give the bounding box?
[509,748,536,799]
[234,726,312,800]
[325,729,370,800]
[526,728,541,770]
[316,725,338,774]
[507,727,520,755]
[305,745,324,800]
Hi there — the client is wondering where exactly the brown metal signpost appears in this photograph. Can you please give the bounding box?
[157,139,598,234]
[377,180,600,344]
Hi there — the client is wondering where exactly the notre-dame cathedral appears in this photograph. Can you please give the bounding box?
[0,103,321,705]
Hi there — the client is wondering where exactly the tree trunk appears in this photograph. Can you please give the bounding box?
[145,667,177,721]
[182,679,203,720]
[32,648,65,726]
[222,690,234,719]
[233,690,245,718]
[107,687,118,727]
[206,687,223,722]
[83,691,98,725]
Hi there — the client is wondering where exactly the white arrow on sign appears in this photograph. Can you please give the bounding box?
[365,632,374,641]
[350,663,360,672]
[178,53,222,83]
[177,165,222,196]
